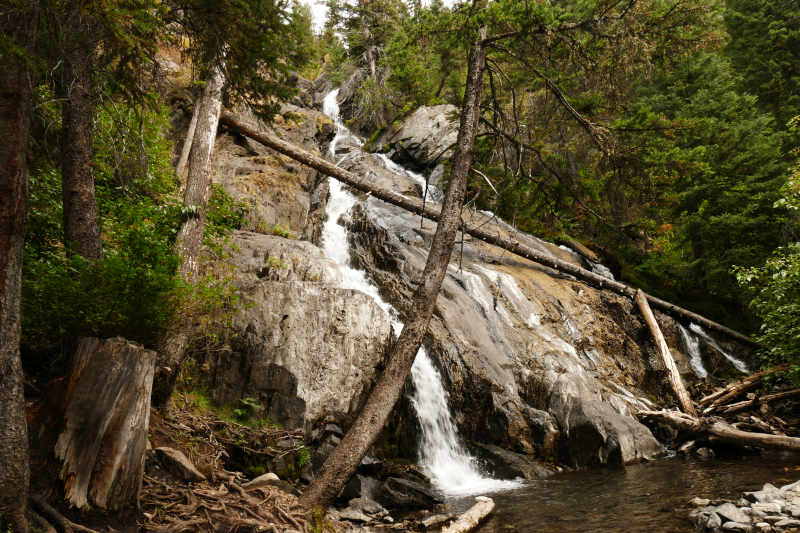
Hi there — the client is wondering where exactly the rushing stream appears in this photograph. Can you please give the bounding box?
[321,90,517,496]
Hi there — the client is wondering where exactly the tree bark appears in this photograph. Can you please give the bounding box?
[61,3,102,260]
[151,63,225,412]
[0,4,37,532]
[635,289,697,416]
[174,63,225,281]
[360,7,377,81]
[216,112,756,349]
[174,98,201,181]
[297,26,488,512]
[639,410,800,453]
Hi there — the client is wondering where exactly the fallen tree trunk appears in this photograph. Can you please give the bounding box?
[41,337,156,512]
[217,114,757,349]
[718,389,800,415]
[635,290,697,416]
[700,364,789,414]
[442,498,494,533]
[639,410,800,453]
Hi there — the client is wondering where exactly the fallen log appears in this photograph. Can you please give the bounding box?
[442,497,494,533]
[635,290,697,416]
[700,364,789,414]
[718,389,800,415]
[218,111,758,349]
[639,410,800,453]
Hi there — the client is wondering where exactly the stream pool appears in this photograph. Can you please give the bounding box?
[445,452,800,532]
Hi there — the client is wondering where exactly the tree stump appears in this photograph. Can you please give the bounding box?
[46,337,155,511]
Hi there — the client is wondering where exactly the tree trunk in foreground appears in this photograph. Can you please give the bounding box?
[0,5,36,532]
[635,290,697,416]
[51,337,154,511]
[175,97,201,181]
[297,26,488,512]
[61,3,103,260]
[639,410,800,453]
[151,63,225,412]
[217,113,755,349]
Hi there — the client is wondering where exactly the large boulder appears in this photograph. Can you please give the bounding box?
[376,478,444,510]
[548,372,665,466]
[374,105,460,171]
[208,276,393,430]
[467,442,555,479]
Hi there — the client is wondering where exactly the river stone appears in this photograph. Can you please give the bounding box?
[155,447,205,483]
[785,505,800,517]
[339,508,371,522]
[781,481,800,492]
[338,474,382,502]
[689,497,711,508]
[696,447,715,459]
[721,522,752,532]
[347,498,386,517]
[716,503,751,524]
[745,490,787,504]
[775,518,800,528]
[751,502,782,514]
[209,280,393,430]
[707,512,722,529]
[678,441,697,456]
[376,478,444,510]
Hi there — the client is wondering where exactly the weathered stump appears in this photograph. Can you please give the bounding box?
[33,337,155,511]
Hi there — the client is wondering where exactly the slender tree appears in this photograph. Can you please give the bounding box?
[298,24,489,512]
[0,2,38,531]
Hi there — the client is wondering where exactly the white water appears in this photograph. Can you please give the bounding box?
[678,324,708,378]
[321,90,518,496]
[689,323,750,373]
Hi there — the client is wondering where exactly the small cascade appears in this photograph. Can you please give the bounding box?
[678,324,708,378]
[689,323,750,373]
[321,90,517,496]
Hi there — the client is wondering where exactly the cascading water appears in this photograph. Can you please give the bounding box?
[321,89,518,496]
[689,323,750,373]
[678,324,708,378]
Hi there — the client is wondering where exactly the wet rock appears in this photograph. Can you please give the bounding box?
[155,447,205,483]
[775,518,800,528]
[751,502,782,514]
[338,474,382,502]
[677,441,697,456]
[690,497,711,508]
[357,456,382,476]
[745,490,786,504]
[521,407,562,459]
[785,505,800,517]
[241,473,279,490]
[376,478,444,510]
[339,508,371,522]
[467,442,555,479]
[696,448,716,459]
[376,105,460,171]
[716,503,751,524]
[347,498,386,517]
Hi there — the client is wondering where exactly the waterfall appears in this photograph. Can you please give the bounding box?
[321,90,518,496]
[689,323,750,373]
[678,324,708,378]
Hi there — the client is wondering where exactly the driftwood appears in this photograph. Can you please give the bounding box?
[718,389,800,415]
[639,410,800,453]
[217,111,758,349]
[635,290,697,416]
[53,337,155,511]
[700,364,789,414]
[442,497,495,533]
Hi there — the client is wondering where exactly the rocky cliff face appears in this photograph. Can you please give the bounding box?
[181,76,754,474]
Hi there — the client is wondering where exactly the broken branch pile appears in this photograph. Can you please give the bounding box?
[699,365,791,415]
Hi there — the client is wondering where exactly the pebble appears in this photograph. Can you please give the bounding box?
[689,497,711,508]
[706,512,722,529]
[722,522,751,532]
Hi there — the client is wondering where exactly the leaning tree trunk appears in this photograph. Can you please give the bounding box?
[297,26,489,511]
[360,8,378,81]
[29,337,155,512]
[151,63,225,412]
[635,290,697,416]
[0,5,37,532]
[174,96,202,181]
[61,3,102,260]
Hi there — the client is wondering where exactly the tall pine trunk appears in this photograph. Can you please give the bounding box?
[297,26,488,511]
[151,63,225,411]
[61,3,102,260]
[0,4,37,532]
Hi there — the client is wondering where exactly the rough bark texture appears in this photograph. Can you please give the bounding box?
[442,498,494,533]
[175,97,201,181]
[635,290,697,416]
[53,337,155,511]
[218,116,755,349]
[174,63,225,281]
[297,26,489,511]
[61,3,102,260]
[0,5,36,532]
[360,9,378,81]
[152,64,225,411]
[639,410,800,453]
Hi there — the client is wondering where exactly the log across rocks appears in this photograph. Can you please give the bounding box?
[217,111,758,349]
[639,410,800,453]
[442,497,495,533]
